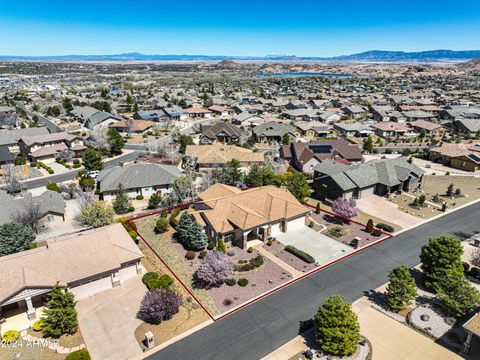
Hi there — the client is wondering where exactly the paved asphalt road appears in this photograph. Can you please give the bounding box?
[148,202,480,360]
[19,150,141,189]
[15,101,64,133]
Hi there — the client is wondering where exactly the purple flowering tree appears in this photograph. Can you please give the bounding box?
[194,251,232,288]
[331,197,360,223]
[137,289,182,325]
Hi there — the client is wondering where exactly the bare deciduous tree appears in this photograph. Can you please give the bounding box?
[87,125,109,150]
[3,164,24,194]
[11,194,42,233]
[471,247,480,268]
[76,190,95,210]
[164,143,181,165]
[56,149,75,163]
[59,182,80,199]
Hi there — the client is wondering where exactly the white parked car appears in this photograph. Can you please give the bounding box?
[87,170,100,179]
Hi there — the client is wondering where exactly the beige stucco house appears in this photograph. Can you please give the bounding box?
[192,184,310,248]
[0,223,143,322]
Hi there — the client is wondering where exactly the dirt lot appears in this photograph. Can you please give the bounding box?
[421,175,480,208]
[388,194,443,219]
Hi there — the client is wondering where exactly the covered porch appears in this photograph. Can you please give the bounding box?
[0,288,51,335]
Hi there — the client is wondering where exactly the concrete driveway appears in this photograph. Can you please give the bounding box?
[77,276,146,360]
[353,299,463,360]
[275,226,353,266]
[356,195,421,230]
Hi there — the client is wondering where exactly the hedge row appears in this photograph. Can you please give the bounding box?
[39,161,54,174]
[376,223,394,233]
[284,245,315,264]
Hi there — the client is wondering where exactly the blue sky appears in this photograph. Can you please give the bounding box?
[1,0,480,56]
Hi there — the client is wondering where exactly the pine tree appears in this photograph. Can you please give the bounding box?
[217,237,227,253]
[244,164,263,187]
[437,273,480,318]
[112,184,132,214]
[314,295,360,356]
[285,171,311,202]
[365,219,374,233]
[315,202,321,214]
[386,265,417,311]
[363,136,374,153]
[82,148,103,171]
[107,128,126,155]
[41,285,78,338]
[148,193,162,209]
[446,183,455,197]
[176,212,207,250]
[420,236,464,292]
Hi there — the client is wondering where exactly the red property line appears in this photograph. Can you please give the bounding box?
[127,201,394,323]
[126,204,215,321]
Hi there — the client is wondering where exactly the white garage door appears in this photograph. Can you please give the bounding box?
[359,186,375,198]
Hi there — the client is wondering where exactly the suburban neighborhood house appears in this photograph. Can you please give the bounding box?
[70,105,122,129]
[313,157,425,200]
[0,190,66,226]
[280,140,363,173]
[109,119,155,135]
[199,122,242,144]
[96,162,182,201]
[184,143,264,171]
[428,142,480,172]
[18,132,86,162]
[252,121,300,143]
[193,184,310,248]
[0,223,143,322]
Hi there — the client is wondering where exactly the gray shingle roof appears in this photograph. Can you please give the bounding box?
[98,163,182,193]
[253,122,297,137]
[0,190,65,225]
[314,157,424,190]
[0,128,50,147]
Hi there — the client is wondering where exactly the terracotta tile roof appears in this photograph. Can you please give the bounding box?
[409,120,442,131]
[372,122,410,131]
[110,119,155,132]
[196,184,310,233]
[464,312,480,337]
[185,144,264,165]
[0,223,143,305]
[184,107,211,114]
[430,142,480,158]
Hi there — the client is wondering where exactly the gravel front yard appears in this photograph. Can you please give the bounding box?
[134,214,293,317]
[388,193,443,219]
[310,213,384,248]
[421,175,480,208]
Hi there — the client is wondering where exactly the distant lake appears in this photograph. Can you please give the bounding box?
[259,72,353,78]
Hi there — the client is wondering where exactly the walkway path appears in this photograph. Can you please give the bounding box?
[19,330,86,355]
[256,246,303,278]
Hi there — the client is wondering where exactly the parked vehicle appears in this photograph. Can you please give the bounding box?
[87,170,100,179]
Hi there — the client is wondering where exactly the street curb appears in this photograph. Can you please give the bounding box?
[127,202,393,323]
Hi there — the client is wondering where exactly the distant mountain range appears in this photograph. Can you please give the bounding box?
[1,50,480,62]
